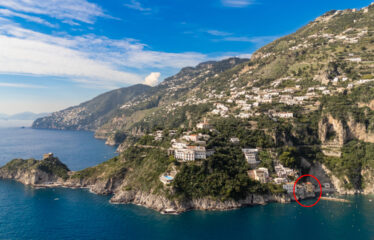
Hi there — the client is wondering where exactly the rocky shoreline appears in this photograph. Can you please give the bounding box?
[1,156,357,215]
[0,168,317,215]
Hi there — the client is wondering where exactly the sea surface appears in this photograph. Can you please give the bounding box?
[0,127,374,240]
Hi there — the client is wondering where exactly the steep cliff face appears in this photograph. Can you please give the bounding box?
[110,190,293,214]
[319,114,374,156]
[346,117,374,143]
[0,158,69,185]
[319,114,348,157]
[0,167,62,185]
[320,164,356,194]
[361,168,374,194]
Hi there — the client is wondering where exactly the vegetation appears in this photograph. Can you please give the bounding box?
[279,147,299,169]
[1,157,70,180]
[113,131,127,144]
[173,147,267,201]
[323,140,374,189]
[71,156,126,181]
[208,117,275,149]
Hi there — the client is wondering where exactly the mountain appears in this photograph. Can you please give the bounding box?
[33,57,248,137]
[33,84,151,131]
[24,3,374,211]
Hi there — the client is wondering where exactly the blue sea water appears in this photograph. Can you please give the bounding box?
[0,127,117,171]
[0,127,374,239]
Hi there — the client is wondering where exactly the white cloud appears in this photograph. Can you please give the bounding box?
[0,33,143,85]
[0,82,47,88]
[215,53,252,60]
[144,72,160,86]
[223,36,253,42]
[221,0,254,8]
[222,36,278,45]
[124,0,151,12]
[0,0,107,24]
[237,53,252,59]
[206,30,231,36]
[0,24,207,89]
[0,9,56,27]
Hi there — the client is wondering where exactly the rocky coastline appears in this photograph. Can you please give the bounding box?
[0,164,317,215]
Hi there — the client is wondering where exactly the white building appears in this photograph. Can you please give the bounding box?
[183,134,199,142]
[230,137,240,144]
[174,146,214,162]
[274,178,287,184]
[196,118,211,130]
[272,112,293,119]
[238,113,252,119]
[155,130,163,141]
[275,164,298,178]
[348,57,362,62]
[242,148,259,164]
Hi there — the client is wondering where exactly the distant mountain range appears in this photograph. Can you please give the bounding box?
[0,112,49,121]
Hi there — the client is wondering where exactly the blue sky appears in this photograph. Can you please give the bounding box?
[0,0,372,114]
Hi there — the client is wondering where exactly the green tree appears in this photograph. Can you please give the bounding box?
[279,147,299,168]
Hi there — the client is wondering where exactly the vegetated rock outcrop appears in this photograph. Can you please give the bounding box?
[0,157,69,185]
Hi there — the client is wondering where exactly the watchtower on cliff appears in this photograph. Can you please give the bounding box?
[43,153,54,160]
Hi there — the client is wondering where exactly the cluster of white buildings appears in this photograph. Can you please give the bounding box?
[275,164,298,179]
[247,163,300,191]
[279,94,309,105]
[168,129,214,162]
[212,103,229,117]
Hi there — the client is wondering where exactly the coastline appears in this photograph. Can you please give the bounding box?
[0,174,318,214]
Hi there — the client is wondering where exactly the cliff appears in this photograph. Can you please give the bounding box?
[0,157,69,185]
[110,190,293,214]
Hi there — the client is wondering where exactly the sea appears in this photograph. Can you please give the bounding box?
[0,126,374,240]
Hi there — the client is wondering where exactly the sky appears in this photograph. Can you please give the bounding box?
[0,0,372,115]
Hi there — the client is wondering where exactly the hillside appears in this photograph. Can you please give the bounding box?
[23,3,374,211]
[33,58,248,139]
[32,84,151,131]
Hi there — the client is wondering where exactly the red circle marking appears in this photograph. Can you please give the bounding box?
[293,174,322,207]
